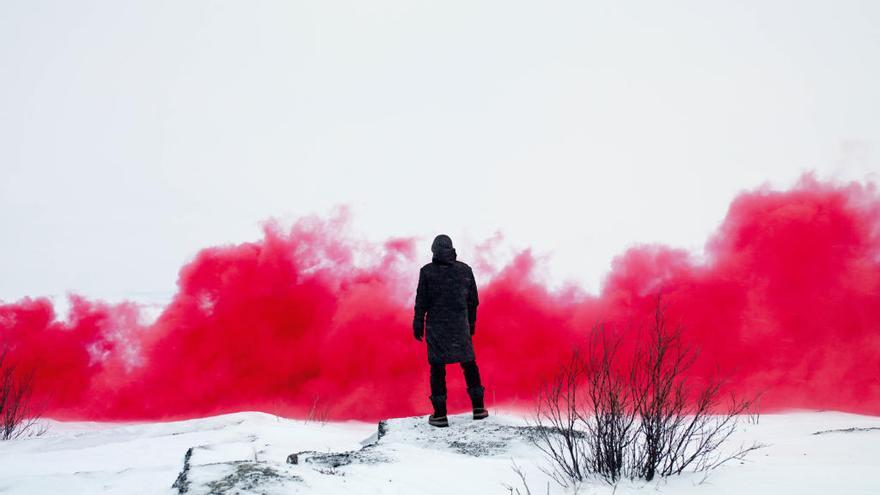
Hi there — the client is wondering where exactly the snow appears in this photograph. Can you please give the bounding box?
[1,411,879,494]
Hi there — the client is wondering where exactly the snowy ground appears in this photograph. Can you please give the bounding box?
[1,411,879,494]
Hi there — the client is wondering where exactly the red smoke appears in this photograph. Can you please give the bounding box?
[2,176,879,421]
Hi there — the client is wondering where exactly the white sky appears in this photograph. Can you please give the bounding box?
[1,0,878,303]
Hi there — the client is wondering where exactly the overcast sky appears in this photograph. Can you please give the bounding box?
[1,0,878,304]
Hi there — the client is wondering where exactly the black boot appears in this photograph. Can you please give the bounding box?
[468,386,488,420]
[428,395,449,427]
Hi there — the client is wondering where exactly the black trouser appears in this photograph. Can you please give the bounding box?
[430,360,482,398]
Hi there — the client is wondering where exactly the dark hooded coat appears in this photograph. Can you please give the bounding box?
[413,235,479,365]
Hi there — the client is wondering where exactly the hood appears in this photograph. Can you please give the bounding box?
[431,234,457,264]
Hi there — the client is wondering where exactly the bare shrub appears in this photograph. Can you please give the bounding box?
[582,328,639,483]
[629,300,762,480]
[0,349,44,440]
[305,396,330,425]
[530,296,763,486]
[502,460,550,495]
[529,352,588,489]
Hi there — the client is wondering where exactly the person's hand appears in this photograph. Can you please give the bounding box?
[414,329,423,342]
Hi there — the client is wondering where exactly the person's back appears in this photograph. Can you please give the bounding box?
[413,234,487,427]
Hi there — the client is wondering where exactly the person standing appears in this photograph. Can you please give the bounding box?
[413,234,487,427]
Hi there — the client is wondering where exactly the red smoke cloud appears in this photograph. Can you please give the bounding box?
[1,176,879,421]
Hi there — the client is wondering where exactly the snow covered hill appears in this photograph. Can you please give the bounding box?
[1,411,879,494]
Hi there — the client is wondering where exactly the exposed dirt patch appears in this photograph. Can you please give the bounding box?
[204,461,301,494]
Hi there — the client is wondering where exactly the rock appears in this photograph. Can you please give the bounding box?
[171,447,193,494]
